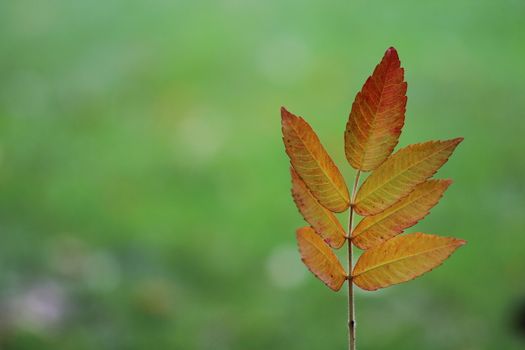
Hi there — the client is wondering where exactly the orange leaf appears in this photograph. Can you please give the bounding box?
[282,107,350,212]
[296,226,347,291]
[354,139,462,216]
[352,232,466,291]
[352,179,452,249]
[291,168,346,248]
[345,47,407,171]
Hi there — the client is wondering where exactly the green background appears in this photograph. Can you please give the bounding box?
[1,0,524,349]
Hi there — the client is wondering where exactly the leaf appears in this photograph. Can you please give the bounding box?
[296,226,347,291]
[282,107,350,212]
[352,179,452,250]
[291,168,346,248]
[352,232,466,291]
[354,139,463,216]
[345,47,407,171]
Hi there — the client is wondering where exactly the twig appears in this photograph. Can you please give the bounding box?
[347,169,360,350]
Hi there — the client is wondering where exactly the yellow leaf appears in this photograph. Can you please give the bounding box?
[282,107,350,212]
[352,232,466,291]
[345,47,407,171]
[354,139,462,216]
[296,227,347,291]
[352,179,452,249]
[291,168,346,248]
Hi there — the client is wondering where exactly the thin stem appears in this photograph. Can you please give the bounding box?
[347,170,360,350]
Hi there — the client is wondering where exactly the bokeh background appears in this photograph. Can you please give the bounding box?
[1,0,524,349]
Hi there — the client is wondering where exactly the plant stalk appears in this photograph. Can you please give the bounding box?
[347,170,360,350]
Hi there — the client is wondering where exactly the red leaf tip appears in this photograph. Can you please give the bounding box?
[385,46,399,59]
[281,106,293,123]
[443,178,454,186]
[450,137,464,146]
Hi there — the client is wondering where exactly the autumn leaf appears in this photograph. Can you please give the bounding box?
[345,47,407,171]
[282,47,466,347]
[352,179,452,250]
[291,168,346,248]
[352,232,466,291]
[281,107,350,213]
[354,139,463,216]
[296,226,347,291]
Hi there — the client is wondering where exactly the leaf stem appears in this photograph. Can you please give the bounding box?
[347,169,360,350]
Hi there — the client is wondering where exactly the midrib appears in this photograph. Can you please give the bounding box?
[290,121,348,204]
[359,142,450,200]
[353,243,455,277]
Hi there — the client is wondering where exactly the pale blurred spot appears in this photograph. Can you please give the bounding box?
[175,109,228,164]
[256,35,314,85]
[83,250,121,293]
[56,44,148,105]
[47,236,121,292]
[266,244,306,289]
[7,281,68,334]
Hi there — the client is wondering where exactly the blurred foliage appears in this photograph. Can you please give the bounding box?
[0,0,525,349]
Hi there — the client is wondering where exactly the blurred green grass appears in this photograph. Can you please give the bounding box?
[0,0,525,349]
